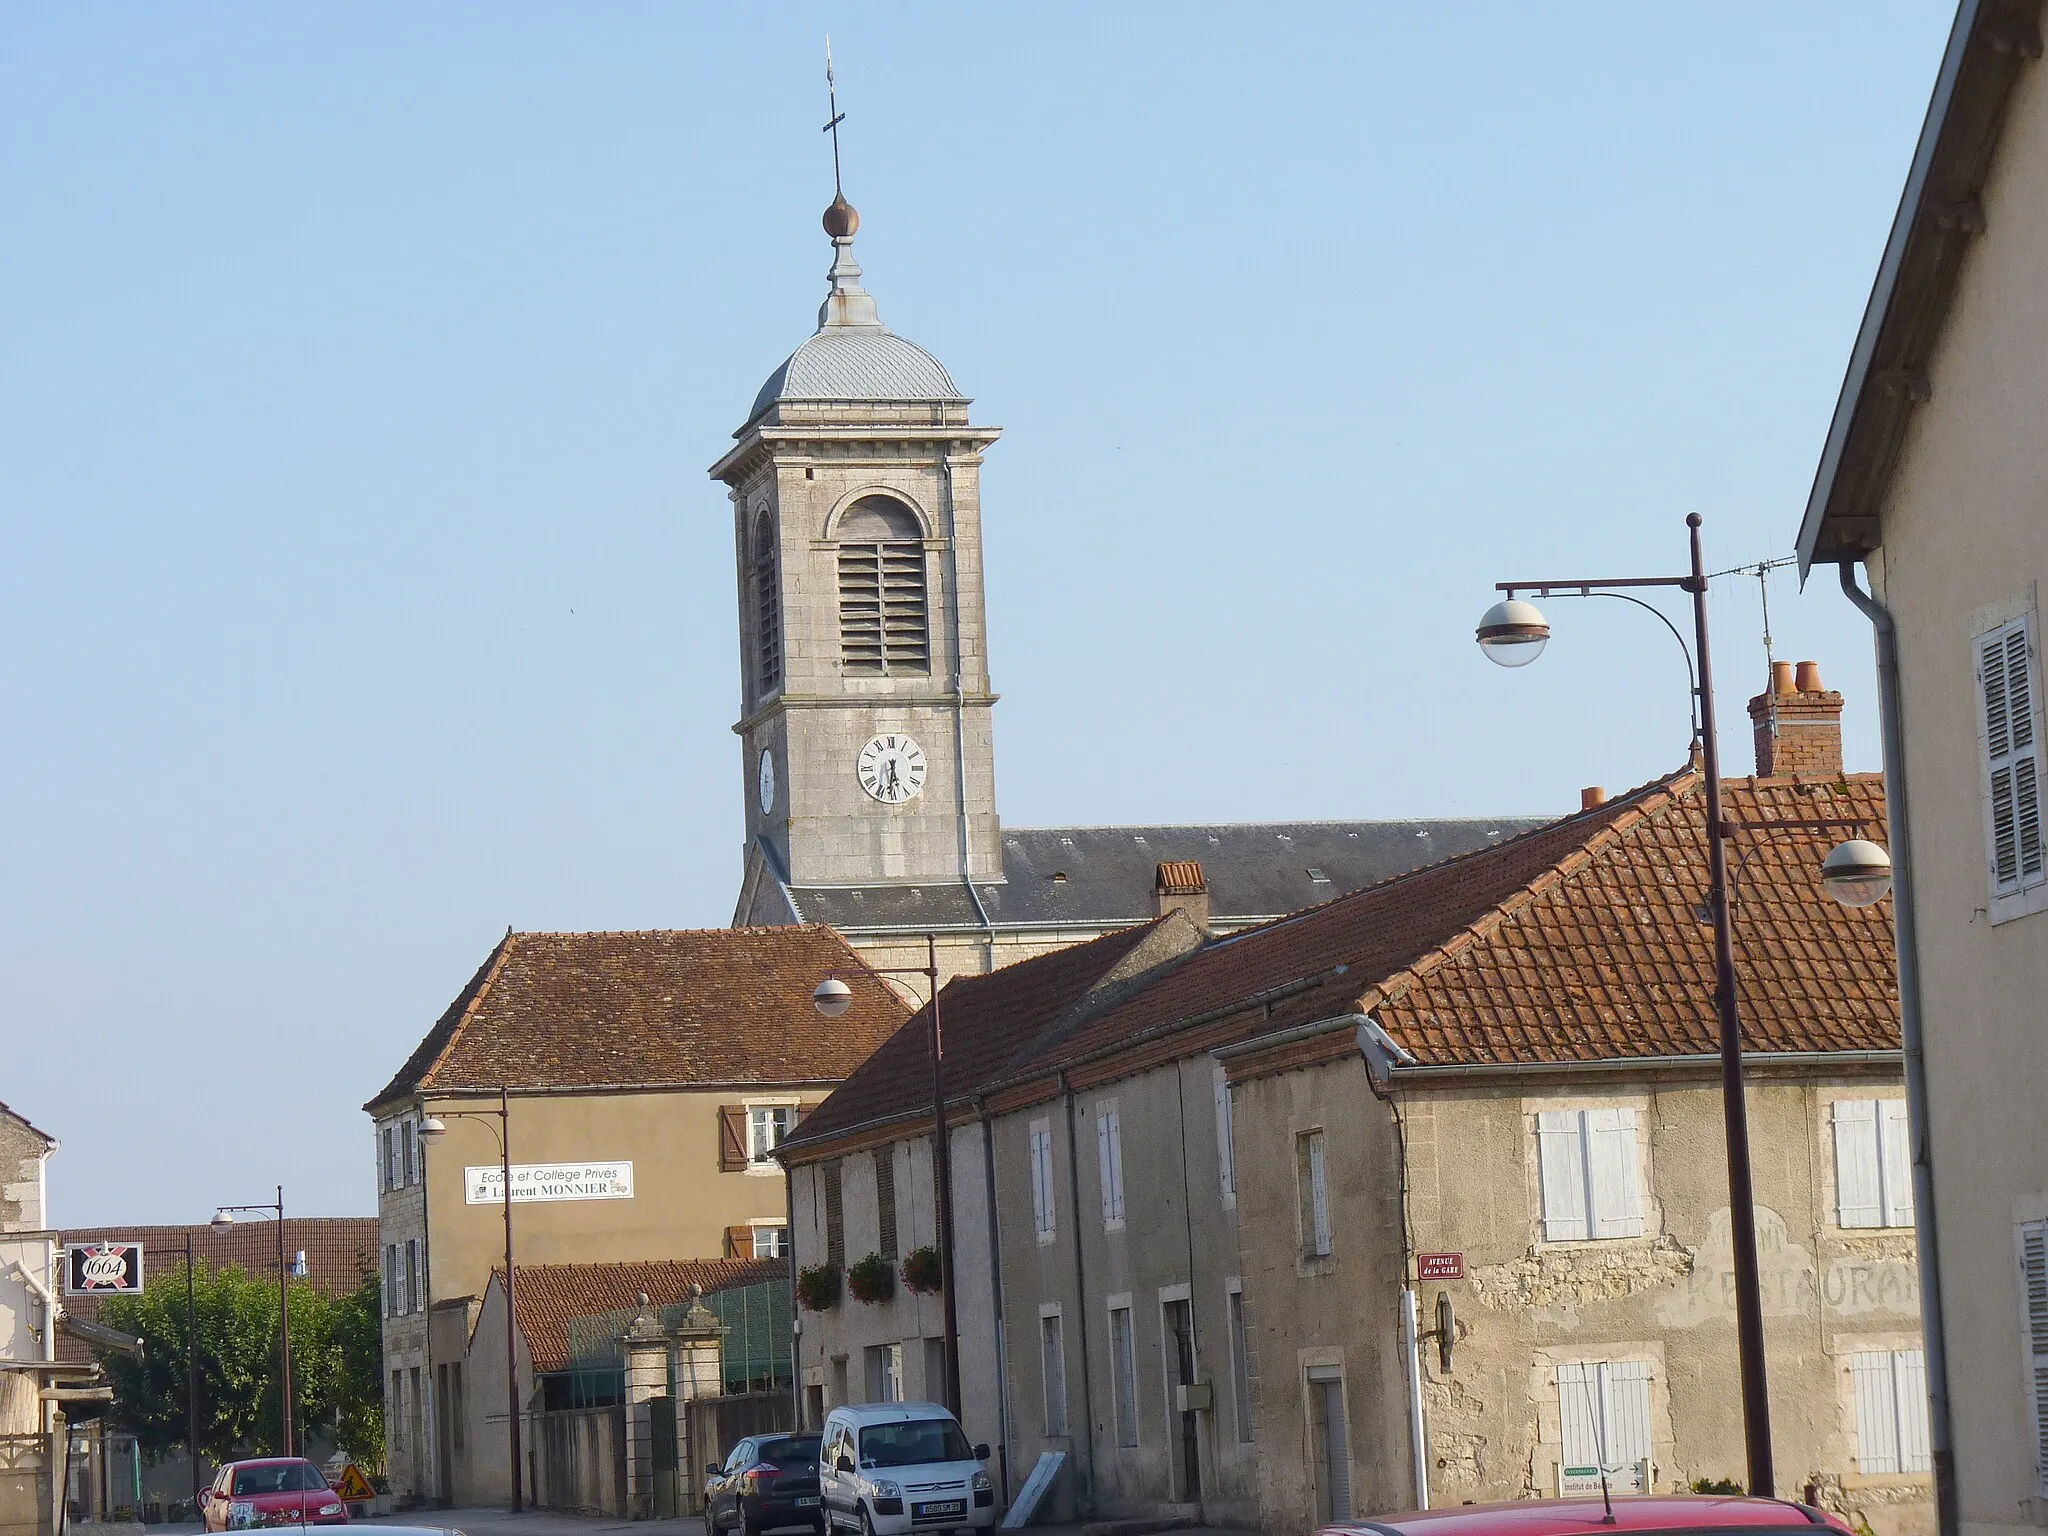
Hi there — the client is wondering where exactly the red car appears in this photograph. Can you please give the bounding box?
[200,1459,349,1530]
[1318,1495,1856,1536]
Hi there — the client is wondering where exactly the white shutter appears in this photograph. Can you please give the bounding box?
[1895,1350,1932,1474]
[1538,1110,1591,1241]
[2020,1221,2048,1493]
[1307,1132,1332,1255]
[1604,1361,1653,1467]
[1318,1377,1352,1521]
[1879,1100,1916,1226]
[1030,1123,1053,1237]
[1097,1107,1125,1226]
[1586,1109,1645,1238]
[1557,1363,1600,1466]
[1214,1066,1236,1202]
[1832,1100,1883,1228]
[1981,619,2048,894]
[1851,1351,1901,1473]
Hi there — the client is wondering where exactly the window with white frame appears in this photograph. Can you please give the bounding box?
[1213,1065,1236,1205]
[750,1223,788,1259]
[1832,1099,1914,1228]
[2019,1221,2048,1494]
[1978,613,2048,898]
[1097,1103,1126,1231]
[1556,1360,1653,1486]
[1537,1108,1646,1241]
[1849,1349,1930,1474]
[749,1105,796,1165]
[1039,1309,1067,1435]
[1029,1120,1056,1242]
[1108,1304,1140,1447]
[1297,1130,1332,1257]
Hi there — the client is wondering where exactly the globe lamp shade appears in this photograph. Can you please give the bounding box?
[1476,599,1551,668]
[416,1115,448,1143]
[1821,838,1893,908]
[209,1209,235,1233]
[813,977,855,1019]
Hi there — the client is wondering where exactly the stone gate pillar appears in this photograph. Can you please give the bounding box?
[668,1285,727,1515]
[620,1296,669,1521]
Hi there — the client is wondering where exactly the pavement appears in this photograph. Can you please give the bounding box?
[135,1515,1244,1536]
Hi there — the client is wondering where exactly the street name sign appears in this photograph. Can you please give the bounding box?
[1417,1252,1465,1281]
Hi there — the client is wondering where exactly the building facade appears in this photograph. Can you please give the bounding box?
[1796,3,2048,1530]
[0,1104,58,1536]
[364,925,907,1505]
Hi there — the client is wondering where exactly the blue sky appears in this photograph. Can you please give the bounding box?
[2,4,1952,1223]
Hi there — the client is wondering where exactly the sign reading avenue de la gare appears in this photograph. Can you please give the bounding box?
[465,1161,634,1205]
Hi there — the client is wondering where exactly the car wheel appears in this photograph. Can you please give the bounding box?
[859,1505,876,1536]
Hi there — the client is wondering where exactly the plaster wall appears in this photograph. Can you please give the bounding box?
[1859,47,2048,1536]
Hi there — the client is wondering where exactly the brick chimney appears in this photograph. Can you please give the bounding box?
[1153,861,1210,933]
[1748,659,1844,777]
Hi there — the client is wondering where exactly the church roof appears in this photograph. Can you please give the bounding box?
[750,329,963,420]
[779,816,1553,933]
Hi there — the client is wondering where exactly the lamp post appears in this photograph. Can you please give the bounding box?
[1475,511,1890,1497]
[185,1235,201,1509]
[812,935,960,1417]
[417,1090,521,1512]
[209,1189,291,1458]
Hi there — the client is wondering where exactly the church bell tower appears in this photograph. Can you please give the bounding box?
[713,188,1003,919]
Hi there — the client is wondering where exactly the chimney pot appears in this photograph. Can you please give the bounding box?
[1771,660,1796,696]
[1748,658,1845,777]
[1153,861,1211,933]
[1795,659,1823,693]
[1581,787,1608,810]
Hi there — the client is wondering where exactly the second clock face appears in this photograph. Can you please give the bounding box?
[857,734,926,805]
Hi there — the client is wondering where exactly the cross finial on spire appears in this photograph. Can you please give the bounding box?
[823,37,846,201]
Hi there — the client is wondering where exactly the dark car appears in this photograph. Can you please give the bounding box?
[199,1459,348,1531]
[1318,1495,1856,1536]
[706,1432,824,1536]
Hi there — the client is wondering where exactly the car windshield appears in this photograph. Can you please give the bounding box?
[758,1436,819,1467]
[860,1421,973,1468]
[232,1464,326,1494]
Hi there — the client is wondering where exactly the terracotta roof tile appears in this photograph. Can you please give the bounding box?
[503,1256,781,1372]
[368,926,910,1109]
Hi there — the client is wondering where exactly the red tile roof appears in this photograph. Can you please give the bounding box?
[57,1219,378,1364]
[501,1256,782,1372]
[368,926,911,1109]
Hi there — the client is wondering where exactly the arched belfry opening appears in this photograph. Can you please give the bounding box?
[835,495,928,676]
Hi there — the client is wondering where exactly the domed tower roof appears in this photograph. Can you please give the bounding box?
[746,196,965,423]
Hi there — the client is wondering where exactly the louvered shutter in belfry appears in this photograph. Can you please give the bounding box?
[1879,1100,1915,1226]
[1587,1109,1645,1238]
[1538,1111,1590,1241]
[2021,1221,2048,1493]
[1833,1100,1882,1228]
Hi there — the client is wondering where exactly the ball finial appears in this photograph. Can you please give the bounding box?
[823,193,860,239]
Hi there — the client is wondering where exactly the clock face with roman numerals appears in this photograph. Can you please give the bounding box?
[857,734,926,805]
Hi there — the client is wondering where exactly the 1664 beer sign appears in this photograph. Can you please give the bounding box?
[66,1242,143,1295]
[465,1161,633,1205]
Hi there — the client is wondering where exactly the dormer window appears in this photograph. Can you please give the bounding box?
[836,496,929,675]
[753,513,782,698]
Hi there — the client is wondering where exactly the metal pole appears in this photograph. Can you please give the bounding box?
[1687,512,1774,1495]
[925,935,964,1417]
[502,1088,522,1513]
[277,1187,293,1460]
[186,1236,201,1509]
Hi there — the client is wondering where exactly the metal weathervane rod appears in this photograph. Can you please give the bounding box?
[823,38,846,198]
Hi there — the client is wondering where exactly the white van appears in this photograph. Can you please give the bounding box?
[819,1402,997,1536]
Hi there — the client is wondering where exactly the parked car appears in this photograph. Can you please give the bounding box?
[819,1402,995,1536]
[199,1459,348,1531]
[706,1432,825,1536]
[1317,1495,1856,1536]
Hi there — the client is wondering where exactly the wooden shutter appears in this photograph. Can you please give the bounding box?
[1981,619,2047,894]
[724,1225,752,1261]
[1557,1363,1599,1467]
[2019,1220,2048,1493]
[1879,1099,1915,1226]
[1586,1109,1644,1238]
[1214,1066,1236,1201]
[1538,1111,1590,1241]
[1605,1361,1653,1468]
[718,1106,749,1172]
[795,1103,815,1127]
[874,1148,898,1258]
[1307,1132,1332,1255]
[1030,1125,1054,1237]
[1097,1108,1125,1225]
[1851,1350,1901,1473]
[1895,1349,1931,1473]
[823,1158,845,1268]
[1833,1099,1883,1228]
[1317,1376,1352,1521]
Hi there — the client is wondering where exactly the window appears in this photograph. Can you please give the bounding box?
[1556,1361,1653,1487]
[1097,1103,1126,1231]
[1029,1120,1056,1243]
[2019,1221,2048,1494]
[1039,1310,1068,1435]
[823,1160,845,1269]
[1307,1367,1351,1522]
[1226,1282,1254,1443]
[1537,1108,1645,1241]
[836,496,929,675]
[1978,614,2047,897]
[390,1370,405,1451]
[403,1118,417,1185]
[1297,1130,1332,1257]
[404,1238,420,1314]
[750,1105,796,1165]
[1849,1349,1931,1474]
[875,1147,898,1258]
[1213,1066,1236,1206]
[1832,1099,1914,1228]
[751,1223,788,1259]
[753,512,782,698]
[1109,1304,1140,1447]
[863,1342,904,1404]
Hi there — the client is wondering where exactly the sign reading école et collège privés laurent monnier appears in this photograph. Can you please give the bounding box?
[465,1161,633,1205]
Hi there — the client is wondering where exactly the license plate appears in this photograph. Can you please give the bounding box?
[795,1498,821,1507]
[914,1501,964,1519]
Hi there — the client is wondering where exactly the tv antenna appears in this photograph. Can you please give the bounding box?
[823,37,847,199]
